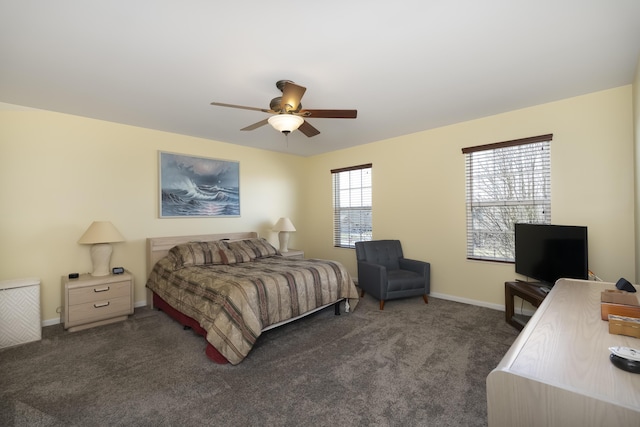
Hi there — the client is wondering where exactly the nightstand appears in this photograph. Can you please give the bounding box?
[61,271,134,332]
[279,249,304,259]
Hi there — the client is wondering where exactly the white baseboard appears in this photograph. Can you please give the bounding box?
[430,291,504,311]
[41,299,149,327]
[42,318,60,327]
[431,291,536,317]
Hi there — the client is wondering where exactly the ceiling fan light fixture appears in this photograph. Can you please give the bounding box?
[268,114,304,134]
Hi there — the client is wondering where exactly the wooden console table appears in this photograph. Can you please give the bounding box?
[505,281,548,330]
[488,279,640,426]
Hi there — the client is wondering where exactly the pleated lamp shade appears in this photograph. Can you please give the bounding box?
[78,221,125,276]
[273,217,296,253]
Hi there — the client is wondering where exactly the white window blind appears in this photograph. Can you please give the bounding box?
[462,134,552,262]
[332,164,372,248]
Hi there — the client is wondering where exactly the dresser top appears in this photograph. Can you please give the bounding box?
[506,279,640,409]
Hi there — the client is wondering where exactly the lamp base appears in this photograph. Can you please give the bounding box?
[278,231,290,253]
[90,243,113,276]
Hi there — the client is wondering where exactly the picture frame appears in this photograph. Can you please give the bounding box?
[159,151,240,218]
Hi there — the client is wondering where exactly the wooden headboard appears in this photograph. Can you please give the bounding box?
[146,231,258,276]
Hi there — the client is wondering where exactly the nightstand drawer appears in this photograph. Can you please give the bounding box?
[68,280,130,305]
[67,295,132,325]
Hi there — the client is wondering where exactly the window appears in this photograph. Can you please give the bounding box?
[332,164,372,248]
[462,134,552,262]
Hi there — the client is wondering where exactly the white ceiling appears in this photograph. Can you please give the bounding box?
[1,1,639,157]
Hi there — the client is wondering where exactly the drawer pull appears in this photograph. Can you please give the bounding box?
[94,302,110,308]
[94,287,110,293]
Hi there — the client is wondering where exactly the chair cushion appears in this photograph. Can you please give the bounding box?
[357,240,403,270]
[387,270,425,292]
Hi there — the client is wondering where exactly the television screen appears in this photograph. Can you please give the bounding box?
[514,223,588,286]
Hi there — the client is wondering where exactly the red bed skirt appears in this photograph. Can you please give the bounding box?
[152,293,229,364]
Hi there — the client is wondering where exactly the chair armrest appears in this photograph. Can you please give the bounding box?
[399,258,430,277]
[357,261,387,298]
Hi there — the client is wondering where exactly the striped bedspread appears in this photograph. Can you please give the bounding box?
[146,256,359,364]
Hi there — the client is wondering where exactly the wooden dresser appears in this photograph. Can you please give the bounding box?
[61,271,134,332]
[487,278,640,426]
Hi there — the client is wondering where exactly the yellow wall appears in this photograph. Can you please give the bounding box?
[1,84,636,323]
[0,107,303,323]
[302,86,635,308]
[634,57,640,283]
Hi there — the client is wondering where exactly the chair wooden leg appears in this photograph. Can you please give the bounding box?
[423,294,429,304]
[360,289,365,298]
[379,300,385,310]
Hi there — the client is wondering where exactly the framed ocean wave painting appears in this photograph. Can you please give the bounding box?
[159,151,240,218]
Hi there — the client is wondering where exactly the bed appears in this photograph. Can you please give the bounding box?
[145,232,359,365]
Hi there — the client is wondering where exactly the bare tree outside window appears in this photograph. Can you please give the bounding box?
[463,136,552,262]
[332,164,372,248]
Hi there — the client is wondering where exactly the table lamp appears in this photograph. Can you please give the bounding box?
[78,221,125,276]
[273,217,296,253]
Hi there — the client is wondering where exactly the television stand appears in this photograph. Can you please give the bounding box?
[505,281,549,330]
[515,279,552,289]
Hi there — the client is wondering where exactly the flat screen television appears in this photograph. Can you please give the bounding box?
[514,223,588,286]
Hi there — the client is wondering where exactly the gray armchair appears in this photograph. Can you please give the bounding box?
[355,240,430,310]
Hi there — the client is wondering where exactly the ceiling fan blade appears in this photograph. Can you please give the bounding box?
[298,120,320,137]
[241,118,269,131]
[281,82,306,112]
[211,102,271,113]
[298,109,357,119]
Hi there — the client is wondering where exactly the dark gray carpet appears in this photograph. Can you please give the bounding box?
[0,295,517,426]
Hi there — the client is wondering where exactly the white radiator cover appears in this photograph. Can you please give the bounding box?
[0,277,41,349]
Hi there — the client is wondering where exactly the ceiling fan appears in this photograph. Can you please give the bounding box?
[210,80,357,137]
